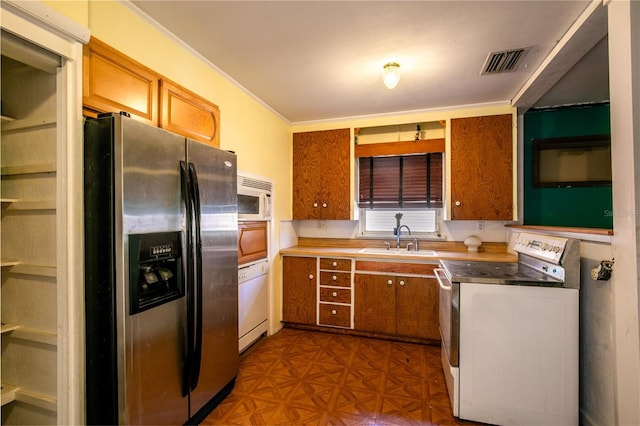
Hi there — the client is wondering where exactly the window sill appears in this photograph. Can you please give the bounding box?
[506,224,612,244]
[356,233,447,242]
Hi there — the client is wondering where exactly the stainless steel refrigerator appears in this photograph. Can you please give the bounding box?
[84,113,239,425]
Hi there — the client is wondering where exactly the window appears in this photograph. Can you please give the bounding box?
[358,153,443,236]
[532,134,612,187]
[358,153,443,208]
[361,209,438,234]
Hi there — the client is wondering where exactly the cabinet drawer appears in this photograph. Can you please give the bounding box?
[319,304,351,328]
[319,271,351,287]
[319,287,351,304]
[355,261,437,276]
[320,258,351,271]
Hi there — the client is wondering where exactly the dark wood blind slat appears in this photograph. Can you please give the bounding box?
[358,153,443,208]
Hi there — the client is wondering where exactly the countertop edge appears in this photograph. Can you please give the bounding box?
[279,246,517,263]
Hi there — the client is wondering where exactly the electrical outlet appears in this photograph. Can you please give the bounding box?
[317,220,326,229]
[477,221,484,231]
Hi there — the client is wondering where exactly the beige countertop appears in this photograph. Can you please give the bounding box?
[280,245,517,263]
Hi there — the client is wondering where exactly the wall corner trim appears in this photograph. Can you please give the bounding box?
[1,0,90,44]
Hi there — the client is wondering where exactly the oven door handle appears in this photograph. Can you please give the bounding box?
[435,268,451,290]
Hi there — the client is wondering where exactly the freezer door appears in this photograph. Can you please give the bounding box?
[186,139,239,419]
[118,117,188,425]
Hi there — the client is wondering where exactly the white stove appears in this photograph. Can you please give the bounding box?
[436,232,580,425]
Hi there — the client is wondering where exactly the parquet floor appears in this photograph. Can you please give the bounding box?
[203,328,481,425]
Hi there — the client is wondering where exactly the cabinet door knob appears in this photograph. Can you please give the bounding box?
[399,280,405,286]
[332,291,338,297]
[387,279,393,285]
[455,200,461,207]
[331,309,337,315]
[322,202,328,208]
[308,274,314,280]
[332,275,337,281]
[313,202,318,208]
[332,261,338,267]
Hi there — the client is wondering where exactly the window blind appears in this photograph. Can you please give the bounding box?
[358,153,443,208]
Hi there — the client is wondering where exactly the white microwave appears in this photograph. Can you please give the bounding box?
[237,172,272,221]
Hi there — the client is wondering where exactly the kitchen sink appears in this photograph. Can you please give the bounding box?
[358,247,438,256]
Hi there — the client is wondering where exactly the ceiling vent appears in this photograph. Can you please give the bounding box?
[480,47,529,75]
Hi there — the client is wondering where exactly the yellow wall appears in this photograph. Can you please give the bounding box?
[44,0,292,330]
[43,0,517,329]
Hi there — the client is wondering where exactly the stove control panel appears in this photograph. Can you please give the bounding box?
[514,232,568,264]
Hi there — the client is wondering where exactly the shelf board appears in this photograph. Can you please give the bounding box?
[11,263,56,277]
[1,384,18,407]
[15,388,57,412]
[1,162,56,176]
[1,198,19,204]
[0,116,55,132]
[1,199,56,211]
[1,384,57,412]
[1,115,16,124]
[0,259,20,268]
[1,262,56,277]
[1,323,20,334]
[7,327,57,346]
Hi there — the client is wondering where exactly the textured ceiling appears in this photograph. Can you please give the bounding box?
[130,0,608,123]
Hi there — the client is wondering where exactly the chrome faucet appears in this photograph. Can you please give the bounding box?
[395,224,411,249]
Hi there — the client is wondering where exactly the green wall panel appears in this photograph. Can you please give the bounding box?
[523,103,612,228]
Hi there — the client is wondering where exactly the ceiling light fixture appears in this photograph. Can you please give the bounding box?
[383,62,401,89]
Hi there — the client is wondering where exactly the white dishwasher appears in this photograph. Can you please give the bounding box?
[238,259,269,353]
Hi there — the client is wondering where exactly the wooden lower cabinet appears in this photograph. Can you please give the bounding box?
[354,273,439,341]
[397,277,439,340]
[282,255,439,342]
[282,256,317,325]
[354,274,397,335]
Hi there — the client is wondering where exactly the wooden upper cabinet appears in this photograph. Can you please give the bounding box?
[450,114,514,220]
[160,80,220,147]
[83,38,221,147]
[83,37,159,124]
[292,128,350,220]
[238,221,268,265]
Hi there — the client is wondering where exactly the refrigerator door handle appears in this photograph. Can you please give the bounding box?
[188,162,204,391]
[180,160,196,397]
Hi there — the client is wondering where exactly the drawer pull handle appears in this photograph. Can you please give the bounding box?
[399,280,405,286]
[332,275,337,281]
[332,291,338,297]
[387,279,393,285]
[331,309,337,315]
[332,261,338,267]
[308,274,314,280]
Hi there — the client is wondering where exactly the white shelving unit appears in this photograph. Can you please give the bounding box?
[1,51,59,424]
[1,2,88,423]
